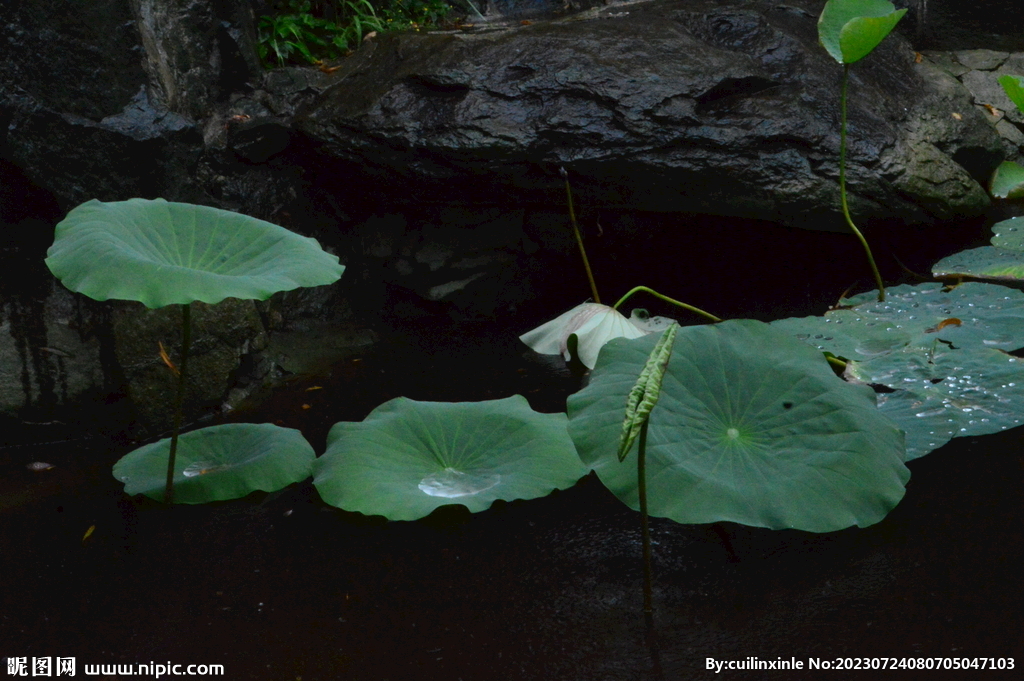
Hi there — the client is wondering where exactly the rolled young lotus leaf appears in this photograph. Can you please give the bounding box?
[46,198,344,308]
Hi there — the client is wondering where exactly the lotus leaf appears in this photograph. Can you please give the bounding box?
[848,345,1024,459]
[567,320,908,532]
[818,0,906,65]
[932,247,1024,283]
[113,423,316,503]
[998,74,1024,115]
[991,216,1024,252]
[313,396,587,521]
[989,161,1024,200]
[46,198,344,308]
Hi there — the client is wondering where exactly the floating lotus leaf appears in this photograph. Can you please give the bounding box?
[991,216,1024,251]
[990,161,1024,200]
[113,423,316,503]
[567,320,908,532]
[773,283,1024,358]
[313,396,587,521]
[849,346,1024,459]
[932,247,1024,283]
[46,198,344,309]
[818,0,906,65]
[519,303,674,370]
[998,74,1024,115]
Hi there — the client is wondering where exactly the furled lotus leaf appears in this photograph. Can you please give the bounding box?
[998,74,1024,115]
[849,346,1024,459]
[519,303,674,369]
[818,0,906,65]
[113,423,316,503]
[990,161,1024,200]
[46,198,344,309]
[567,320,908,532]
[991,216,1024,251]
[313,396,587,521]
[932,247,1024,283]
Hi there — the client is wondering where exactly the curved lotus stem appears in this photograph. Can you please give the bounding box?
[560,167,601,304]
[612,286,721,323]
[840,64,886,302]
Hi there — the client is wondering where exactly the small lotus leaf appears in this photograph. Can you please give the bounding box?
[313,396,587,521]
[46,198,344,309]
[998,74,1024,114]
[113,423,316,503]
[991,216,1024,252]
[990,161,1024,200]
[818,0,906,65]
[932,247,1024,283]
[567,320,908,532]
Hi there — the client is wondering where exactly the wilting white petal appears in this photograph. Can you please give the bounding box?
[520,303,676,369]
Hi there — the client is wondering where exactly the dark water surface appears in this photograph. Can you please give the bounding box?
[2,214,1022,680]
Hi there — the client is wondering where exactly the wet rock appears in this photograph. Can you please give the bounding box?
[298,0,1003,230]
[111,299,267,434]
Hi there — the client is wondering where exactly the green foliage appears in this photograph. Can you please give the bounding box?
[46,198,344,309]
[773,283,1024,460]
[257,0,454,67]
[113,424,316,503]
[818,0,907,65]
[313,396,586,520]
[568,320,909,532]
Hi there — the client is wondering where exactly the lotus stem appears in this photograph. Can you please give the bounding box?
[840,64,886,302]
[638,418,654,617]
[560,167,602,304]
[164,302,192,504]
[826,354,847,371]
[612,286,721,323]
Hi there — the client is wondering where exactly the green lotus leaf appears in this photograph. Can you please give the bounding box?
[998,74,1024,114]
[818,0,906,65]
[567,320,908,532]
[990,161,1024,200]
[991,216,1024,251]
[46,198,344,309]
[932,247,1024,283]
[519,303,674,370]
[313,396,587,521]
[775,284,1024,358]
[113,423,316,503]
[849,346,1024,459]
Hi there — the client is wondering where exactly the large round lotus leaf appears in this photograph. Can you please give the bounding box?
[990,161,1024,200]
[847,345,1024,459]
[313,396,587,521]
[818,0,906,65]
[113,423,316,503]
[567,320,908,532]
[46,198,344,309]
[991,216,1024,252]
[932,247,1024,283]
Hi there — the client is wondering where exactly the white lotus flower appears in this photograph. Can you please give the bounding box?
[520,303,675,369]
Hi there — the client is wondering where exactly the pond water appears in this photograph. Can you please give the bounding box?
[2,212,1022,679]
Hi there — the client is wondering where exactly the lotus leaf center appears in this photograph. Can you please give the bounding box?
[418,467,501,498]
[726,428,740,440]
